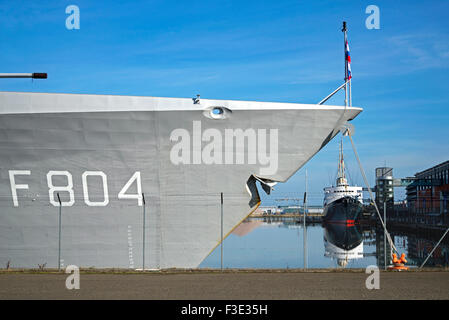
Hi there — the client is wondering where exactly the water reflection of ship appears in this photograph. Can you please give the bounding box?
[232,220,263,237]
[323,223,364,267]
[323,139,363,223]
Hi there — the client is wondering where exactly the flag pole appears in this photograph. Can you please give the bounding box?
[342,21,348,107]
[316,22,351,106]
[345,28,352,107]
[349,80,352,107]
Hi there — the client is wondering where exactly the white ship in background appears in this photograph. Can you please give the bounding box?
[323,139,363,223]
[0,22,361,269]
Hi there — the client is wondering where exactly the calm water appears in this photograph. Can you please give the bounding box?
[200,217,449,269]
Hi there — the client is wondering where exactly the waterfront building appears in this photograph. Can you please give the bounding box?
[375,167,394,209]
[406,160,449,215]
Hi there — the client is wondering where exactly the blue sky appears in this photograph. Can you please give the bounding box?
[1,0,448,205]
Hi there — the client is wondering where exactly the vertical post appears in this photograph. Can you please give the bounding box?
[349,79,352,107]
[303,170,308,270]
[342,21,348,107]
[384,201,387,270]
[220,192,224,271]
[142,193,146,271]
[57,193,62,271]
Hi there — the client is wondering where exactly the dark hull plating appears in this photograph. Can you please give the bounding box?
[323,196,363,223]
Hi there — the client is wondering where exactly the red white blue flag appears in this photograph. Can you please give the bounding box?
[345,39,352,80]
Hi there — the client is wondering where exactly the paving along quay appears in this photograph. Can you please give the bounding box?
[0,269,448,300]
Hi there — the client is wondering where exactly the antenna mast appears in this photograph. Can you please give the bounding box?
[338,138,346,179]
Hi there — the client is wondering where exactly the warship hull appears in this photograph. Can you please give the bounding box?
[0,91,362,269]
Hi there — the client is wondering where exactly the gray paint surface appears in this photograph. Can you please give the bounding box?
[0,92,362,269]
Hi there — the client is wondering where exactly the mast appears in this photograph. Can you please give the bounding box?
[342,21,352,107]
[337,138,347,186]
[342,22,348,107]
[317,22,352,106]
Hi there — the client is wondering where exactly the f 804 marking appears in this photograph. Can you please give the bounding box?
[8,170,142,207]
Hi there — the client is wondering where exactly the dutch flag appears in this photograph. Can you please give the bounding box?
[345,40,352,80]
